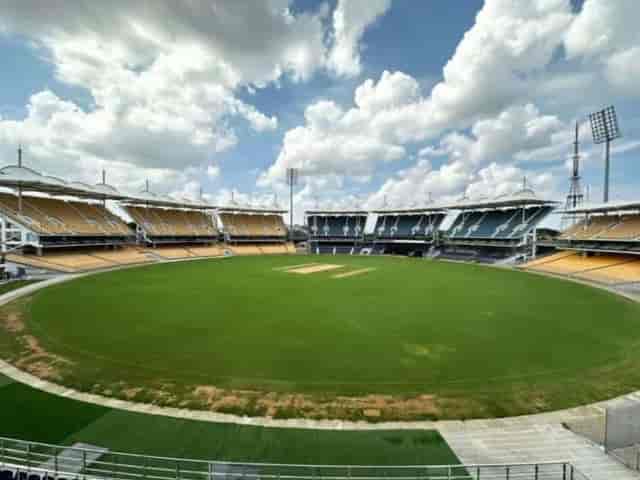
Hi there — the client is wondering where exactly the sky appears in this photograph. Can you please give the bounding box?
[0,0,639,223]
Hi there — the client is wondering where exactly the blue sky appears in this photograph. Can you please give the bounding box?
[0,0,638,218]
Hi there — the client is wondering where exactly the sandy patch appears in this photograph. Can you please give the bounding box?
[15,335,72,381]
[4,312,24,333]
[332,267,376,279]
[288,264,344,274]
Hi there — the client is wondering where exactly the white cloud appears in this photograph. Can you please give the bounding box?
[364,104,563,208]
[261,0,576,187]
[327,0,392,77]
[261,0,640,212]
[565,0,640,97]
[0,0,355,192]
[206,165,221,179]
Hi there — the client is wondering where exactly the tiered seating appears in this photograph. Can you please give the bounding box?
[7,247,157,272]
[147,247,196,259]
[519,251,575,268]
[220,213,286,237]
[38,253,117,270]
[0,193,132,236]
[559,215,618,240]
[307,216,366,237]
[125,206,217,237]
[285,242,297,253]
[70,202,131,235]
[6,253,76,273]
[90,248,153,265]
[448,212,482,238]
[187,245,225,257]
[594,214,640,240]
[229,245,263,255]
[448,207,552,240]
[577,260,640,284]
[259,244,289,254]
[374,214,444,238]
[524,252,640,284]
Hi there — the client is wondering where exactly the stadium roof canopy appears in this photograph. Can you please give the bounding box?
[122,190,215,210]
[371,206,446,214]
[0,164,217,208]
[305,209,369,215]
[560,200,640,214]
[217,205,287,214]
[0,165,129,200]
[442,190,558,210]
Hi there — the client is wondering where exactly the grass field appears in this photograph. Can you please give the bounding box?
[0,374,457,464]
[1,255,640,420]
[0,279,38,295]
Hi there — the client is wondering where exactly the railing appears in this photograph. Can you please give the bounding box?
[0,436,591,480]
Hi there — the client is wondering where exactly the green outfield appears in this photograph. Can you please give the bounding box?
[1,254,640,420]
[0,373,457,464]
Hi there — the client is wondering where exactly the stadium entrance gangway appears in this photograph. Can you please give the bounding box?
[0,436,592,480]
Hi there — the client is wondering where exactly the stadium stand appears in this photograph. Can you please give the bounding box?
[447,205,554,241]
[556,202,640,255]
[125,205,217,240]
[186,245,226,257]
[523,252,640,284]
[145,246,198,260]
[259,244,290,254]
[438,190,557,262]
[372,210,446,240]
[559,215,617,240]
[306,210,368,256]
[577,260,640,284]
[0,193,132,238]
[5,247,155,273]
[307,213,367,238]
[229,244,263,255]
[88,248,154,266]
[219,213,286,238]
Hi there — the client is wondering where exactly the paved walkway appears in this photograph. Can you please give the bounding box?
[441,424,639,480]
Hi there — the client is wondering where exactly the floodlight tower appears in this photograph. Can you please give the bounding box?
[589,106,621,203]
[286,167,299,240]
[562,123,584,227]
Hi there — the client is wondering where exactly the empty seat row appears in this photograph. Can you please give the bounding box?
[125,206,217,237]
[308,216,366,237]
[448,207,552,240]
[0,194,132,237]
[561,214,640,241]
[523,252,640,284]
[374,214,444,238]
[220,214,286,237]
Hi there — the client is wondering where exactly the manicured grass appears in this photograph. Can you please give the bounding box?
[0,280,38,296]
[2,255,640,419]
[0,374,458,465]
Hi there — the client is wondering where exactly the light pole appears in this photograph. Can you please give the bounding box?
[286,168,299,240]
[589,106,621,203]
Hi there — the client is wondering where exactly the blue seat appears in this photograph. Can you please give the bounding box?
[0,470,14,480]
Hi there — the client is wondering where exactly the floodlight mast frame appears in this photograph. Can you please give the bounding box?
[286,168,299,241]
[561,122,584,228]
[589,106,621,203]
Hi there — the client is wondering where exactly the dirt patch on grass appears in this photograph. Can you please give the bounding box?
[14,335,73,382]
[0,297,73,382]
[4,312,25,333]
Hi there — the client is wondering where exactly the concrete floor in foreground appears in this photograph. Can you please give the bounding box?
[440,423,639,480]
